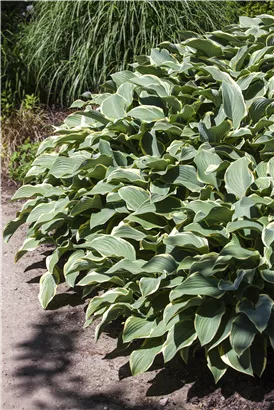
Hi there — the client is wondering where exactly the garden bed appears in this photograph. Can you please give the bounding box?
[2,188,273,410]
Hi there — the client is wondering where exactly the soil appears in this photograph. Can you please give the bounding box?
[1,186,274,410]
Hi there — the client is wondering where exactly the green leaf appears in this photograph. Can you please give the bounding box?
[150,48,177,66]
[194,147,222,189]
[227,220,263,233]
[78,272,124,287]
[219,340,253,376]
[249,98,274,123]
[251,335,267,377]
[260,269,274,284]
[117,82,135,107]
[262,222,274,248]
[112,224,146,241]
[49,155,87,178]
[38,272,58,309]
[107,168,142,183]
[195,299,225,346]
[170,274,224,300]
[222,81,247,128]
[179,346,190,364]
[3,214,27,243]
[46,241,72,274]
[63,249,84,287]
[230,314,257,356]
[162,319,197,362]
[139,274,165,297]
[88,235,136,261]
[225,157,254,198]
[189,254,220,277]
[216,242,260,266]
[95,303,132,341]
[15,237,41,262]
[107,259,146,275]
[184,38,222,58]
[90,207,117,229]
[237,294,274,333]
[207,312,234,352]
[123,317,155,343]
[142,254,178,274]
[86,288,132,319]
[162,165,204,192]
[198,120,231,144]
[218,270,247,291]
[101,94,127,120]
[239,16,260,27]
[12,184,63,200]
[127,105,165,122]
[71,196,102,217]
[130,338,163,376]
[111,70,136,87]
[207,347,228,383]
[64,110,109,127]
[118,186,149,211]
[164,232,208,252]
[265,317,274,349]
[164,297,203,325]
[230,45,249,71]
[70,99,86,108]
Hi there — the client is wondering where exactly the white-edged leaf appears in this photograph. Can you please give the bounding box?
[38,272,57,309]
[130,338,163,376]
[123,317,155,343]
[162,319,197,362]
[207,347,228,383]
[230,314,257,356]
[127,105,165,122]
[88,235,136,261]
[118,186,149,211]
[237,294,274,333]
[139,274,164,297]
[225,157,254,198]
[170,274,224,300]
[78,272,124,287]
[101,94,127,120]
[262,222,274,248]
[219,340,253,376]
[195,299,225,346]
[164,232,208,252]
[222,81,247,129]
[12,184,63,200]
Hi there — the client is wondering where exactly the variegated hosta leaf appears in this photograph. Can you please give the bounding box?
[162,319,197,362]
[38,272,59,309]
[206,347,228,383]
[6,14,274,383]
[236,294,274,333]
[194,299,225,346]
[130,338,163,376]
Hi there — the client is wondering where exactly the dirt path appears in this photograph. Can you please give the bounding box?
[1,188,274,410]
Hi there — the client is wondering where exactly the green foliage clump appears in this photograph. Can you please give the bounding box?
[237,1,274,18]
[5,15,274,382]
[8,138,40,184]
[20,0,238,105]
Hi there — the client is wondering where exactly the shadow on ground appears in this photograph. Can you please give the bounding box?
[13,311,161,410]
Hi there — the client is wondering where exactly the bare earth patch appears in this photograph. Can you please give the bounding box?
[1,188,274,410]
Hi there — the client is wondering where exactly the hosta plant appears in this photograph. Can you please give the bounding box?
[4,15,274,382]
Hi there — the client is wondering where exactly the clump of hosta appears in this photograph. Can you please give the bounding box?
[4,15,274,382]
